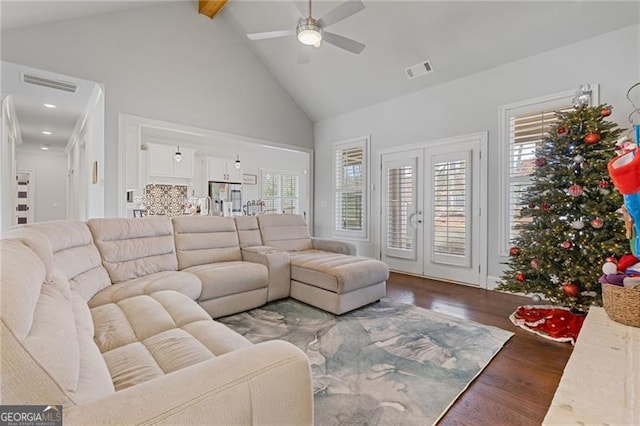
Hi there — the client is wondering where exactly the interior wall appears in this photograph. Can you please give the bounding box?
[0,2,313,217]
[16,147,67,222]
[313,24,640,282]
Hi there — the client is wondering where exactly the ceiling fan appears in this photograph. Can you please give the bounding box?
[246,0,366,64]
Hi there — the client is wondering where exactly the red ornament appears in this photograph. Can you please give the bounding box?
[590,218,604,229]
[530,259,540,269]
[561,282,580,298]
[516,272,526,282]
[598,180,609,189]
[534,157,547,167]
[568,185,584,197]
[509,247,522,257]
[528,202,536,209]
[600,108,612,117]
[584,132,601,145]
[557,126,568,135]
[541,202,551,211]
[561,240,573,249]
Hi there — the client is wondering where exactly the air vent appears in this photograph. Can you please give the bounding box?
[22,73,78,93]
[405,60,433,80]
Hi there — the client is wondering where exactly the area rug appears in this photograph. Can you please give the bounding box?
[510,305,586,345]
[219,299,513,425]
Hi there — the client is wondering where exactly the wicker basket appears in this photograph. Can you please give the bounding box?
[601,283,640,328]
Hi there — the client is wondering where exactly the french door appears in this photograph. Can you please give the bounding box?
[381,150,424,274]
[381,134,486,286]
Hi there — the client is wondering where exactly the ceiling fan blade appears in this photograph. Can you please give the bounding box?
[317,0,364,28]
[278,0,304,22]
[322,31,365,54]
[297,45,313,64]
[247,29,295,41]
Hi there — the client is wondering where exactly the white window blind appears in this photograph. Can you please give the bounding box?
[261,171,299,214]
[334,138,368,239]
[509,106,571,242]
[433,160,467,256]
[386,165,413,251]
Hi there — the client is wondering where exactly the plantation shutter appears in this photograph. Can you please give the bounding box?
[281,174,299,214]
[261,172,280,213]
[386,165,414,251]
[433,159,468,258]
[334,139,368,238]
[261,171,300,214]
[509,106,572,241]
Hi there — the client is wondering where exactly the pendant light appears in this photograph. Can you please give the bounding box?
[174,146,182,163]
[234,154,241,169]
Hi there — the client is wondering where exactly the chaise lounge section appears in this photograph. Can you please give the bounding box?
[256,214,389,315]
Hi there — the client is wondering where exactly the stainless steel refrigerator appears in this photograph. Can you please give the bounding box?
[208,182,242,216]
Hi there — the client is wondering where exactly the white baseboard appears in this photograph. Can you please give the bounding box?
[486,275,501,290]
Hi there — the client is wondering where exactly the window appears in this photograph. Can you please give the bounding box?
[499,87,597,255]
[261,171,300,214]
[333,137,369,240]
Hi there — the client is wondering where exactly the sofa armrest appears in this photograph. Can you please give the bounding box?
[241,246,291,302]
[311,238,357,255]
[65,340,312,425]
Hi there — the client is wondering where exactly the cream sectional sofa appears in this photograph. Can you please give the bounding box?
[1,213,388,424]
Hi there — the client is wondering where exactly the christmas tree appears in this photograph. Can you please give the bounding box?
[498,92,626,310]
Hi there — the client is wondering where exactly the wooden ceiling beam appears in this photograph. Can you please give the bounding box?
[199,0,229,19]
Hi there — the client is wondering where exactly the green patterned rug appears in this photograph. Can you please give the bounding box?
[219,298,513,425]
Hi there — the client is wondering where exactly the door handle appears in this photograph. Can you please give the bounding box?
[407,211,418,236]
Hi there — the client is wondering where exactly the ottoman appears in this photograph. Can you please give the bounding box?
[288,249,388,315]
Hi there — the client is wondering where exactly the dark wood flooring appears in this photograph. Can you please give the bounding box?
[386,272,573,426]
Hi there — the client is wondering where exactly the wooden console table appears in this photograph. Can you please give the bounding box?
[543,307,639,425]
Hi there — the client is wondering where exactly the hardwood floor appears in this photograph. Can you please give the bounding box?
[385,272,573,426]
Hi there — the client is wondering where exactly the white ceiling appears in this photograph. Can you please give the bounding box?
[222,1,640,121]
[0,1,163,30]
[2,1,639,124]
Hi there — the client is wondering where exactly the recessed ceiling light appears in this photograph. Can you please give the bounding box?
[43,103,56,109]
[40,145,50,150]
[41,130,52,135]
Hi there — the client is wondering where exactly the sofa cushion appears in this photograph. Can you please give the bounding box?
[184,261,268,300]
[172,216,242,269]
[290,250,390,294]
[257,214,313,251]
[235,216,263,248]
[0,239,114,405]
[22,221,112,302]
[87,217,178,284]
[88,271,202,308]
[91,290,251,391]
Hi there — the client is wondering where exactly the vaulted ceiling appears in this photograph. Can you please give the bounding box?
[223,1,640,121]
[2,1,639,123]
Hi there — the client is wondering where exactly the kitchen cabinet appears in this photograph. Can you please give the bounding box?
[207,157,241,182]
[146,143,195,179]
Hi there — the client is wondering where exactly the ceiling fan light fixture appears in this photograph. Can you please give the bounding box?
[297,19,322,46]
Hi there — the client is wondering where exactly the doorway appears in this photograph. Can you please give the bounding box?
[380,132,487,287]
[0,61,105,229]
